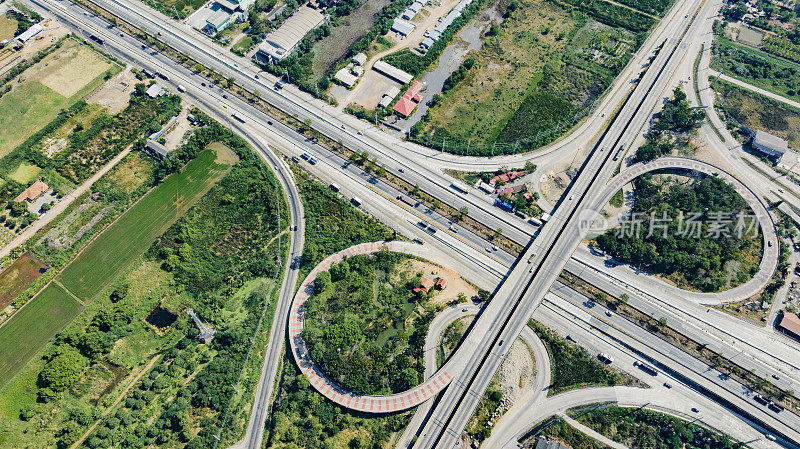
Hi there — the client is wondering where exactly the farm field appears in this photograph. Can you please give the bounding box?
[0,253,46,309]
[413,0,636,154]
[0,14,18,41]
[0,38,118,159]
[60,145,236,301]
[0,282,81,387]
[713,78,800,148]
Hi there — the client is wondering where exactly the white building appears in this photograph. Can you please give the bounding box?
[15,23,42,44]
[255,6,325,62]
[752,130,789,158]
[391,18,415,36]
[372,60,413,84]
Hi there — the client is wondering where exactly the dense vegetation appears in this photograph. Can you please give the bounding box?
[574,406,746,449]
[296,168,395,273]
[633,88,704,162]
[304,252,437,395]
[596,174,761,292]
[712,24,800,100]
[529,321,631,394]
[553,0,654,31]
[266,167,412,448]
[410,0,637,155]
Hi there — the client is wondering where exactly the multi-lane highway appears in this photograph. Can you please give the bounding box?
[411,0,711,445]
[21,0,800,446]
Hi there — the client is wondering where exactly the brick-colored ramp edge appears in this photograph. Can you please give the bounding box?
[289,241,454,413]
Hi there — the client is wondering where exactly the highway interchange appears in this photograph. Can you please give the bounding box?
[19,0,800,447]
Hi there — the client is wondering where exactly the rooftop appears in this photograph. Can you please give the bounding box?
[14,179,49,203]
[754,130,789,154]
[779,312,800,337]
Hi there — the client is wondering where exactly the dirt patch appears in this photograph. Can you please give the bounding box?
[0,253,47,309]
[496,337,535,405]
[405,258,479,304]
[13,20,69,61]
[33,39,113,97]
[86,66,136,114]
[161,107,191,150]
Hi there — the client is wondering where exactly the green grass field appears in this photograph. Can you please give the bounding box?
[8,163,42,185]
[0,283,82,387]
[60,148,234,301]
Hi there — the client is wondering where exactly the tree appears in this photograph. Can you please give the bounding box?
[40,202,51,212]
[492,228,503,241]
[618,293,629,305]
[39,348,87,396]
[10,201,27,216]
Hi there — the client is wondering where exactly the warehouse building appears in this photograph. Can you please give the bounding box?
[391,17,415,36]
[372,60,413,84]
[255,6,325,62]
[751,129,789,158]
[778,312,800,341]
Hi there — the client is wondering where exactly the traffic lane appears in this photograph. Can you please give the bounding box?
[549,287,800,441]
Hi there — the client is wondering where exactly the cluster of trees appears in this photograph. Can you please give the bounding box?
[442,57,476,93]
[303,252,433,395]
[763,35,800,64]
[150,160,282,305]
[576,406,746,449]
[6,9,41,36]
[296,169,394,272]
[596,174,760,292]
[634,88,704,162]
[267,361,411,449]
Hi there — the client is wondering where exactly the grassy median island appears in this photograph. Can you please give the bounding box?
[519,405,744,449]
[595,173,762,293]
[572,405,746,449]
[303,251,441,395]
[529,321,635,395]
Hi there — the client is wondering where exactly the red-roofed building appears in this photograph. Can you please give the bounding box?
[499,184,526,198]
[523,192,533,200]
[413,275,435,294]
[393,81,424,117]
[778,312,800,340]
[490,170,528,186]
[435,278,447,290]
[14,179,49,203]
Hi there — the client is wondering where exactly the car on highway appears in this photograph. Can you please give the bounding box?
[300,153,310,160]
[768,402,784,413]
[462,308,469,312]
[485,247,492,252]
[597,353,613,365]
[691,407,699,413]
[308,158,317,165]
[605,310,613,317]
[663,382,672,388]
[418,221,427,229]
[772,374,780,380]
[754,394,769,405]
[492,245,499,251]
[222,94,228,99]
[449,225,458,233]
